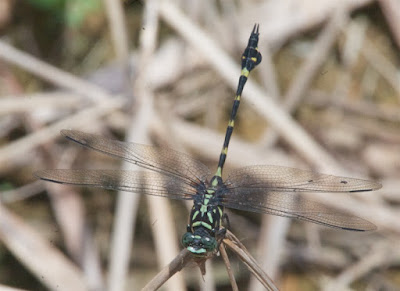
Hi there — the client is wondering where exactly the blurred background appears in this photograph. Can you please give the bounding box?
[0,0,399,290]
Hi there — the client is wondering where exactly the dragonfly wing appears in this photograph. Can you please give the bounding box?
[60,130,211,184]
[223,165,380,231]
[226,165,381,193]
[35,169,198,200]
[220,189,376,231]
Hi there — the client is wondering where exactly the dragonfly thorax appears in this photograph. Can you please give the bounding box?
[182,176,225,254]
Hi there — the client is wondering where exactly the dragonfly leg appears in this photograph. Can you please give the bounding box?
[222,213,231,229]
[215,227,227,241]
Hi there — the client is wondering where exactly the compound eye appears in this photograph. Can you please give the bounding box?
[181,232,194,247]
[201,236,217,251]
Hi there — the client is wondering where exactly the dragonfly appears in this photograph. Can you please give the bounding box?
[36,24,381,256]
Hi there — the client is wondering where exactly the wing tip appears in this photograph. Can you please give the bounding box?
[341,224,377,232]
[349,181,382,193]
[373,182,383,191]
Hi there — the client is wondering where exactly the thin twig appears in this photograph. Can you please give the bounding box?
[0,202,87,291]
[248,215,290,291]
[260,7,349,148]
[135,1,187,290]
[0,180,44,203]
[0,93,80,114]
[0,97,125,172]
[104,0,129,61]
[0,41,110,102]
[129,1,187,291]
[141,249,193,291]
[223,231,279,291]
[0,41,127,172]
[219,242,238,291]
[103,0,137,290]
[307,90,400,123]
[378,0,400,49]
[284,7,349,110]
[324,242,400,291]
[361,41,400,98]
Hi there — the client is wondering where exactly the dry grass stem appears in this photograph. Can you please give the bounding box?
[0,93,80,114]
[0,202,87,291]
[0,1,398,289]
[141,249,193,291]
[378,0,400,48]
[219,242,238,291]
[0,41,110,101]
[103,0,137,290]
[223,231,279,291]
[0,97,125,172]
[1,180,44,203]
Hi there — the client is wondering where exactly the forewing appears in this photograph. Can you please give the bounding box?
[35,169,198,200]
[220,189,376,231]
[226,165,381,192]
[60,130,211,184]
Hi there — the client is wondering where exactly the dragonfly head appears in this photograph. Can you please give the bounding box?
[182,232,217,255]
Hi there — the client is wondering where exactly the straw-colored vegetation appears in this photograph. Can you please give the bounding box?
[0,0,399,290]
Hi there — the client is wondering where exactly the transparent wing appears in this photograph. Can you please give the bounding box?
[222,165,381,231]
[35,169,199,200]
[220,190,376,231]
[226,165,382,192]
[60,130,211,185]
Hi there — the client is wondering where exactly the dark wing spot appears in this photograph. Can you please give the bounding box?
[340,180,348,184]
[308,179,314,183]
[101,174,120,188]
